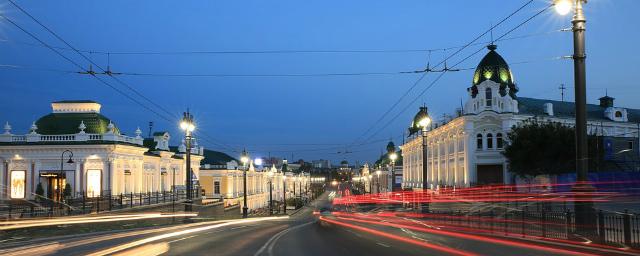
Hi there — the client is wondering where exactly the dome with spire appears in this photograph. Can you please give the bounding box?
[470,44,517,98]
[386,141,395,153]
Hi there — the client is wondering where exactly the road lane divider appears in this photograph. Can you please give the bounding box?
[87,216,288,256]
[254,220,316,256]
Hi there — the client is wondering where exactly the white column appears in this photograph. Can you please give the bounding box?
[109,159,115,195]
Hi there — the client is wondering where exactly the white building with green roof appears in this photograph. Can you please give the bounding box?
[0,100,203,201]
[401,44,640,190]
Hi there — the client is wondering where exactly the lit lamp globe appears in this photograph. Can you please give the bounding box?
[554,0,572,15]
[389,152,398,162]
[412,106,431,132]
[179,113,195,132]
[240,150,249,165]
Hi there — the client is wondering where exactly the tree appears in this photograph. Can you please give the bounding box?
[503,120,576,178]
[63,183,72,200]
[35,182,44,201]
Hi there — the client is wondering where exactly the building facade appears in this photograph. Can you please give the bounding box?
[0,100,203,201]
[401,45,640,190]
[199,161,310,212]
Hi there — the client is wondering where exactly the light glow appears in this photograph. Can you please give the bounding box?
[555,0,572,15]
[418,117,431,128]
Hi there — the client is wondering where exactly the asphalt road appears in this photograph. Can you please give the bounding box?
[1,187,638,256]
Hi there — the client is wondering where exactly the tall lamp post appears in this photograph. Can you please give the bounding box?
[376,170,381,193]
[554,0,594,235]
[53,150,73,214]
[389,152,398,192]
[268,168,274,215]
[412,106,431,212]
[282,159,288,214]
[283,175,287,214]
[240,149,249,218]
[180,111,195,212]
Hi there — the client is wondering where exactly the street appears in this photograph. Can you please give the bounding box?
[0,188,637,256]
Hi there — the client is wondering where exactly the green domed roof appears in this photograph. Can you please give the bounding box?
[35,112,119,135]
[470,45,517,98]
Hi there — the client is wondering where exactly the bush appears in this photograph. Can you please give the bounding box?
[286,198,304,209]
[63,183,72,199]
[35,183,44,201]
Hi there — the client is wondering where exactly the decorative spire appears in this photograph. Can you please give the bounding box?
[29,121,38,134]
[78,120,87,134]
[4,122,11,135]
[178,138,186,153]
[106,121,115,134]
[135,127,142,138]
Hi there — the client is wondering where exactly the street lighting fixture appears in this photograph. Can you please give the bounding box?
[240,149,249,218]
[554,0,572,15]
[268,168,274,215]
[389,151,398,192]
[180,110,195,212]
[554,0,594,237]
[412,105,431,212]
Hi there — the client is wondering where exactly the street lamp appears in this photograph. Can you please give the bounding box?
[412,105,431,212]
[554,0,594,236]
[52,150,73,215]
[389,152,398,192]
[180,110,196,212]
[268,167,274,216]
[376,170,381,193]
[240,149,249,218]
[282,175,287,214]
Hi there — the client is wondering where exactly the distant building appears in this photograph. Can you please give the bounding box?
[312,159,331,169]
[401,45,640,190]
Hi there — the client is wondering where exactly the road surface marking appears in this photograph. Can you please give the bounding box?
[230,225,248,230]
[168,235,197,244]
[254,220,316,256]
[87,216,288,256]
[345,229,363,238]
[376,242,391,248]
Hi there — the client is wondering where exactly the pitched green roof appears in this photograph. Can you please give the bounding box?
[201,149,237,165]
[35,112,119,135]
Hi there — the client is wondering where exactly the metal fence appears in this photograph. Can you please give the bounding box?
[1,186,201,220]
[416,207,640,249]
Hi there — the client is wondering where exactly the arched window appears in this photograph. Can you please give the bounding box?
[476,134,483,150]
[615,111,623,118]
[487,133,493,149]
[485,88,492,107]
[496,133,503,149]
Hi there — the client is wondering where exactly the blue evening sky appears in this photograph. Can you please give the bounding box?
[1,0,638,164]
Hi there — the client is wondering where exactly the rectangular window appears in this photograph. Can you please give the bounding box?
[10,170,26,199]
[214,181,221,194]
[628,141,634,150]
[86,169,102,197]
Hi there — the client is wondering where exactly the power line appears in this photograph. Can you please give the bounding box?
[0,14,177,125]
[0,30,562,57]
[347,0,537,148]
[7,0,178,121]
[360,3,554,145]
[6,0,239,154]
